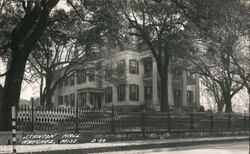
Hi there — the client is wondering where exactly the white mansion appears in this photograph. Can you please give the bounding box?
[52,49,200,111]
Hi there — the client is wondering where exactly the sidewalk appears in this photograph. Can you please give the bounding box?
[0,136,248,154]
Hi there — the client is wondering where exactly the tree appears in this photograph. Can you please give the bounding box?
[27,33,84,109]
[230,36,250,96]
[190,1,249,112]
[201,76,224,112]
[26,1,126,109]
[0,0,59,131]
[110,0,195,112]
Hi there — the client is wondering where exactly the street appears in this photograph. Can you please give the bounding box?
[99,141,249,154]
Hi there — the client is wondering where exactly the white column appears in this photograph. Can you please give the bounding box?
[182,71,188,107]
[168,72,173,106]
[86,92,90,105]
[195,74,200,109]
[152,60,158,105]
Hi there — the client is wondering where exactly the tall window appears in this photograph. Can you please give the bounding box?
[77,71,86,84]
[129,59,139,74]
[58,95,63,105]
[129,84,139,101]
[105,87,113,103]
[187,91,194,104]
[89,68,95,81]
[77,92,86,107]
[117,59,125,75]
[144,86,152,100]
[58,82,63,88]
[117,84,126,101]
[70,93,75,107]
[144,61,152,73]
[70,74,75,86]
[172,68,182,80]
[174,89,182,107]
[97,79,103,88]
[105,64,112,77]
[64,95,69,106]
[187,71,196,80]
[64,77,69,86]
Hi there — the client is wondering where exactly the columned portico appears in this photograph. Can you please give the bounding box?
[77,88,104,109]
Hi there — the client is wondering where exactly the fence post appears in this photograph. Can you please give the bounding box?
[228,112,231,130]
[111,104,115,134]
[75,100,79,133]
[210,112,214,132]
[31,98,34,131]
[190,110,193,131]
[141,105,145,139]
[12,106,16,154]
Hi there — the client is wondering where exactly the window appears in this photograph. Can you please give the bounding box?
[64,95,69,106]
[58,95,63,105]
[97,79,103,88]
[77,92,86,107]
[129,59,139,74]
[105,87,113,103]
[174,89,182,107]
[117,84,126,101]
[117,59,125,75]
[58,82,63,88]
[70,93,75,107]
[172,68,182,80]
[144,61,152,73]
[70,74,75,86]
[144,86,152,100]
[105,64,112,77]
[64,77,69,86]
[77,71,86,84]
[89,68,95,81]
[77,72,81,84]
[129,84,139,101]
[187,71,196,80]
[187,91,194,104]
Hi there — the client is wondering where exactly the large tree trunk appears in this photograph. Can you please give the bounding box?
[159,61,170,112]
[158,50,170,112]
[45,89,53,109]
[159,56,172,132]
[44,73,53,109]
[160,72,168,112]
[0,0,59,131]
[1,49,29,130]
[40,74,44,108]
[224,95,232,112]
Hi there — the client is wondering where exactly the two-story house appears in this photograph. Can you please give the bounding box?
[52,49,200,111]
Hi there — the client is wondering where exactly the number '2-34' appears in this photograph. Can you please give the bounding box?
[91,138,106,143]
